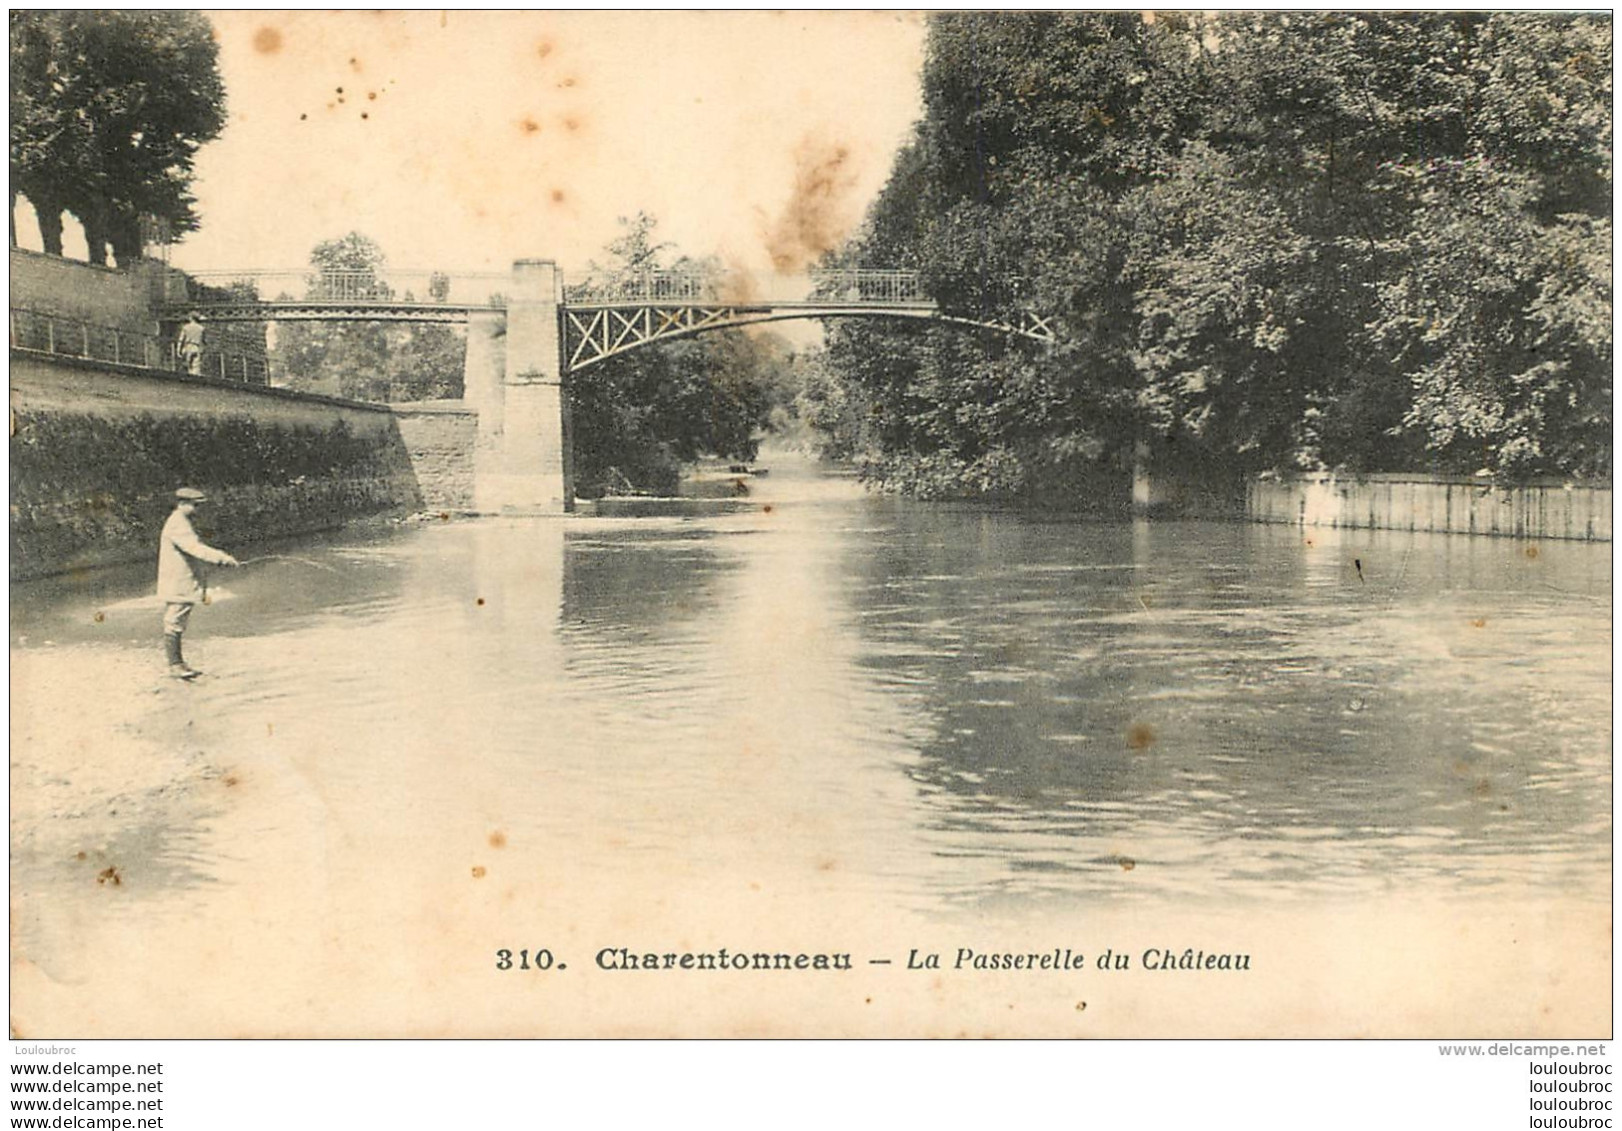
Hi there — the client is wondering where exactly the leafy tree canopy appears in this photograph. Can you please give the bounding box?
[569,214,775,497]
[824,11,1610,489]
[274,232,463,404]
[9,10,226,265]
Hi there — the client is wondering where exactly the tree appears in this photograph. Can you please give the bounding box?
[273,232,466,403]
[819,12,1611,491]
[9,10,226,265]
[567,214,775,497]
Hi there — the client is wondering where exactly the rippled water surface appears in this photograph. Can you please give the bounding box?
[12,458,1612,923]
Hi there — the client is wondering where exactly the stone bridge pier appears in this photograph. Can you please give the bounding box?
[462,259,573,514]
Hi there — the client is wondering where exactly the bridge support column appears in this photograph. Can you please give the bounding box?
[477,259,572,513]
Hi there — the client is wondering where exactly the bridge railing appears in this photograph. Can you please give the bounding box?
[806,269,927,304]
[11,308,270,384]
[562,270,716,304]
[562,267,933,306]
[176,269,509,309]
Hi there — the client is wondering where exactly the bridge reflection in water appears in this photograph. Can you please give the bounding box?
[10,454,1610,912]
[7,454,1610,1034]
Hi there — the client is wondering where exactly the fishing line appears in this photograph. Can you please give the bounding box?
[243,554,340,573]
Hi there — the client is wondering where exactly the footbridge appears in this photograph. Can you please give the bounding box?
[164,260,1054,511]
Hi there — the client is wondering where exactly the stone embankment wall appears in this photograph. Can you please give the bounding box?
[9,246,168,334]
[11,247,268,382]
[1248,473,1612,543]
[390,401,479,512]
[10,353,425,580]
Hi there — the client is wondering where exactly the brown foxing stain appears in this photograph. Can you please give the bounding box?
[476,597,485,607]
[561,115,582,133]
[438,511,450,521]
[92,611,104,624]
[550,189,566,204]
[1471,617,1487,628]
[1126,723,1156,750]
[252,26,282,54]
[96,867,121,887]
[1118,858,1136,872]
[470,866,486,879]
[74,851,86,861]
[1525,545,1540,560]
[1075,1001,1087,1012]
[266,722,274,736]
[520,118,541,136]
[556,76,578,89]
[488,831,507,849]
[1472,778,1493,798]
[816,858,837,872]
[765,137,859,273]
[536,39,554,59]
[223,775,240,787]
[762,504,773,514]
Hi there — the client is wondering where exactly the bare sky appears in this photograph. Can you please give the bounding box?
[133,11,927,281]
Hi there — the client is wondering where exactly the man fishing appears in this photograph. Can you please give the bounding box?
[158,487,240,680]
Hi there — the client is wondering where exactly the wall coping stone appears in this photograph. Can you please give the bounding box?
[1260,470,1611,491]
[389,399,478,416]
[10,348,397,415]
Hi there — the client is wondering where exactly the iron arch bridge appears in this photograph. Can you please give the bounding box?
[165,267,1056,372]
[558,269,1053,372]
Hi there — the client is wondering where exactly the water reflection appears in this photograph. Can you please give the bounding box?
[845,508,1610,905]
[9,462,1612,924]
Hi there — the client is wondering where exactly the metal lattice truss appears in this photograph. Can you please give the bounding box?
[566,304,758,370]
[564,302,1055,372]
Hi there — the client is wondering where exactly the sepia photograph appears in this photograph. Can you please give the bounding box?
[7,4,1612,1084]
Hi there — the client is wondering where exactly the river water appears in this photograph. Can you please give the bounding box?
[9,453,1612,1035]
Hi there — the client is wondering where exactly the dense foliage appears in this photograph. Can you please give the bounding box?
[9,10,226,265]
[819,12,1610,491]
[273,233,466,403]
[10,408,412,577]
[567,214,777,497]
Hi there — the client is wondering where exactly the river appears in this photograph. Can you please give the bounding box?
[9,452,1611,1036]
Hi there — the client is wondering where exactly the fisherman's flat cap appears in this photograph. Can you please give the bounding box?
[175,487,208,501]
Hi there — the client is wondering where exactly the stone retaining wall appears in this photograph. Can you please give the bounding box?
[10,352,425,580]
[391,401,478,512]
[1248,473,1611,542]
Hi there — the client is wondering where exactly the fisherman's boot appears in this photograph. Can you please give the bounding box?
[165,633,199,680]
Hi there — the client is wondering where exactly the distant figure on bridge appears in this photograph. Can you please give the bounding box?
[158,487,239,680]
[177,312,205,375]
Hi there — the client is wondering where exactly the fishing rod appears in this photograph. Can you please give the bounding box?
[241,554,341,573]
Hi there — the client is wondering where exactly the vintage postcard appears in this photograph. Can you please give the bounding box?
[9,10,1611,1042]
